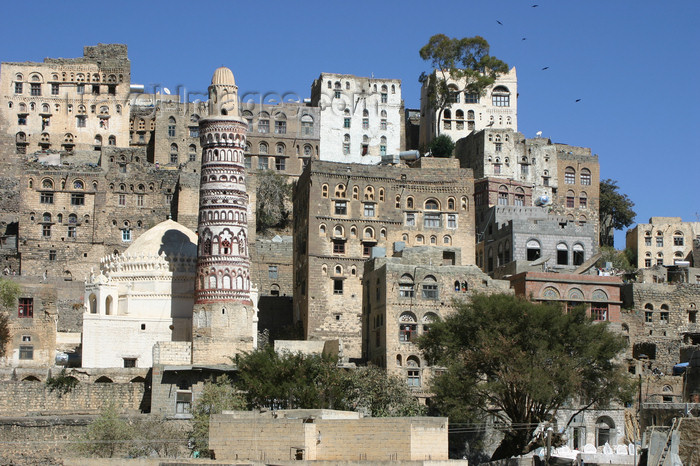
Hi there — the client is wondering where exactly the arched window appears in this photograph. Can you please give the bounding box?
[566,190,575,208]
[259,142,268,154]
[335,184,346,198]
[399,312,417,342]
[108,135,116,146]
[557,243,569,265]
[527,239,541,261]
[406,196,414,209]
[364,186,375,201]
[170,143,178,163]
[424,199,439,210]
[565,167,576,184]
[580,168,591,185]
[492,86,510,107]
[498,185,509,205]
[321,184,328,198]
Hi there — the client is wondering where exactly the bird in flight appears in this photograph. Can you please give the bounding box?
[522,37,527,41]
[532,4,539,7]
[575,99,582,102]
[541,66,549,70]
[496,20,503,25]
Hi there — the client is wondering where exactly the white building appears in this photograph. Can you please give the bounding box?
[310,73,403,164]
[419,67,518,148]
[81,219,198,368]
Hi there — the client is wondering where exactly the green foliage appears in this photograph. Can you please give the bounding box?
[419,34,508,133]
[419,293,630,460]
[596,246,635,272]
[235,347,345,410]
[429,134,455,158]
[342,365,424,417]
[599,179,636,247]
[45,368,79,396]
[256,170,292,233]
[234,348,423,417]
[0,278,20,357]
[81,404,133,458]
[0,277,20,309]
[189,375,246,457]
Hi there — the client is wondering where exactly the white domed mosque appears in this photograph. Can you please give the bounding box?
[82,66,259,373]
[82,219,198,368]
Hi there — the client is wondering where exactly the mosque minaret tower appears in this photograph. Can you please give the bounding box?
[191,66,258,363]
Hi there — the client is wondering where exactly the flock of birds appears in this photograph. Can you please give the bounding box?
[496,4,582,103]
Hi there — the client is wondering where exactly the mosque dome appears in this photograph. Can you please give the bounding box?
[124,219,198,259]
[211,66,236,86]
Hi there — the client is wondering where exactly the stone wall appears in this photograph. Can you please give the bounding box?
[209,412,449,462]
[0,381,145,416]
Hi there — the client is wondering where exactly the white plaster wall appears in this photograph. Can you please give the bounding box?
[316,74,401,164]
[82,315,173,368]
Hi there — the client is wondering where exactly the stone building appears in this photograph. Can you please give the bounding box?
[509,271,624,323]
[310,73,404,165]
[129,92,208,169]
[17,147,198,282]
[626,217,700,269]
[457,129,601,237]
[362,246,511,391]
[293,157,475,361]
[621,269,700,376]
[419,68,518,149]
[476,206,597,278]
[0,44,131,157]
[1,278,58,368]
[81,219,197,368]
[241,101,320,176]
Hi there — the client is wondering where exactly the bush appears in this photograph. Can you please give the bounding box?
[429,134,455,157]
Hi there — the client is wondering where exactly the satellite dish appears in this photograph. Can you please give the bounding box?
[163,87,171,95]
[529,256,550,266]
[536,131,543,137]
[534,195,551,206]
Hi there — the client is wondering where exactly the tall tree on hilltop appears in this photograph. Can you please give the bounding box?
[419,293,631,461]
[419,34,509,137]
[599,179,636,247]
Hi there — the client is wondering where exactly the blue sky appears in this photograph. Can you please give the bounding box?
[2,0,698,247]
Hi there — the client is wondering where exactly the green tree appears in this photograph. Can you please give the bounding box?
[256,171,292,233]
[342,365,424,417]
[596,246,635,272]
[419,34,509,137]
[599,179,636,247]
[429,134,455,158]
[81,404,133,458]
[419,293,630,461]
[235,347,345,410]
[234,349,424,417]
[189,375,246,457]
[0,277,20,357]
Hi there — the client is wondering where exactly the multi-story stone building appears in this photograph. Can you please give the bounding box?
[362,246,510,391]
[0,44,131,157]
[476,206,597,278]
[17,147,198,282]
[293,157,475,360]
[129,92,208,168]
[626,217,700,269]
[310,73,403,165]
[419,68,518,149]
[457,129,600,236]
[241,101,320,176]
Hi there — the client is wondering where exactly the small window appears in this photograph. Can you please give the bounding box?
[19,346,34,360]
[333,279,343,295]
[18,298,34,318]
[71,193,85,206]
